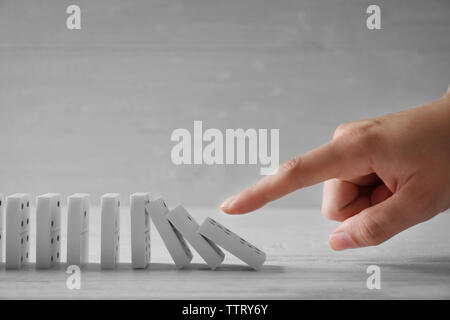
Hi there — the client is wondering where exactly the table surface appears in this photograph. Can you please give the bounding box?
[1,206,449,299]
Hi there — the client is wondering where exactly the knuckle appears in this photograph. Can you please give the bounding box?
[335,119,381,139]
[280,156,301,173]
[335,119,384,152]
[321,206,343,222]
[357,214,389,246]
[333,122,353,139]
[357,125,382,147]
[276,156,303,189]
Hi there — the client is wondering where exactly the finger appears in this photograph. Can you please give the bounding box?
[221,139,371,214]
[322,179,371,221]
[328,185,425,250]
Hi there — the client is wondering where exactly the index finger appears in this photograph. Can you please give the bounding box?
[221,138,370,214]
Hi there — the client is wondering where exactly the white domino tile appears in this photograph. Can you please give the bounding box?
[67,193,90,267]
[5,194,31,269]
[0,194,4,262]
[167,206,224,270]
[199,217,266,271]
[130,193,151,269]
[100,193,120,269]
[146,198,192,269]
[36,194,61,268]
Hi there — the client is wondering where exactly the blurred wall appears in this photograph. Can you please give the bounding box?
[0,0,449,207]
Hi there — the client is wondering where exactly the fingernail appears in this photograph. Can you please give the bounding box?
[220,195,239,211]
[329,231,358,250]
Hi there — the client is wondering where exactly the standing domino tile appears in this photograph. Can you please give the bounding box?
[167,206,224,270]
[0,194,4,262]
[130,193,151,269]
[5,194,31,269]
[101,193,120,269]
[146,198,192,269]
[199,218,266,271]
[36,194,61,268]
[67,194,90,267]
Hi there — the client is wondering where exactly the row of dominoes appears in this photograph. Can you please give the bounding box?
[0,193,266,271]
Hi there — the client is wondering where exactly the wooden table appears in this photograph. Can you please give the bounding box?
[1,207,449,299]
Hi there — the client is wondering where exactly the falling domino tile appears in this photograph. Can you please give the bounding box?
[67,194,90,267]
[101,193,121,269]
[36,194,61,268]
[5,194,31,269]
[146,197,193,269]
[130,193,151,269]
[167,205,224,270]
[198,217,266,271]
[0,194,4,262]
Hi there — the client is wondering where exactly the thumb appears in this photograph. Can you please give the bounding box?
[328,186,427,250]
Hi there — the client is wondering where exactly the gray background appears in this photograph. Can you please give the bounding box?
[1,0,449,208]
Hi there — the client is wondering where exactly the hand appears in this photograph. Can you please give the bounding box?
[221,88,450,250]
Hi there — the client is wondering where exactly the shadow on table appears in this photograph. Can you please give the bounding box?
[125,262,283,273]
[150,262,283,273]
[0,262,283,273]
[378,258,450,277]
